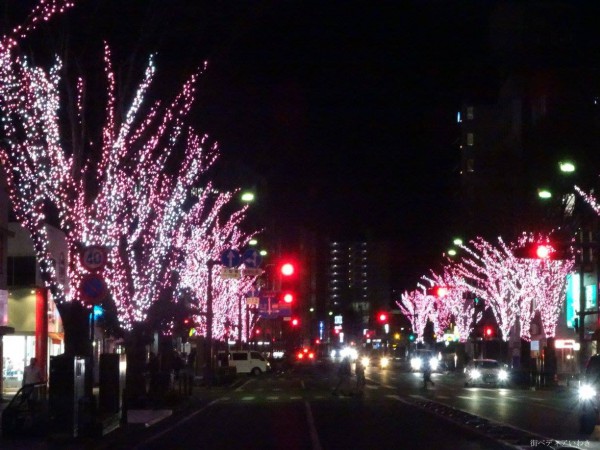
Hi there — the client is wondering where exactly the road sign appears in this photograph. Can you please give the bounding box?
[220,249,241,268]
[81,246,108,271]
[242,268,264,277]
[246,297,260,307]
[242,249,262,268]
[80,274,108,305]
[220,267,241,279]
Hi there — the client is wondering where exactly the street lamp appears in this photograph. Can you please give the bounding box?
[559,161,576,173]
[538,188,552,199]
[241,192,255,203]
[453,238,463,246]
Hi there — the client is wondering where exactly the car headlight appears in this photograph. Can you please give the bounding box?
[471,369,481,379]
[411,357,422,370]
[429,358,439,371]
[579,384,597,401]
[341,347,358,361]
[498,369,508,381]
[380,357,390,368]
[361,357,370,367]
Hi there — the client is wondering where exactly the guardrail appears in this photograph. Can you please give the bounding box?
[1,382,48,437]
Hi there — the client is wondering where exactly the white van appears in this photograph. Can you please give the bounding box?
[220,351,270,375]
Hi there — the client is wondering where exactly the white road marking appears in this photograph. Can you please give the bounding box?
[242,396,255,401]
[304,401,323,450]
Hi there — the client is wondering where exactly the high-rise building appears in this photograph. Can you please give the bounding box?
[323,240,391,342]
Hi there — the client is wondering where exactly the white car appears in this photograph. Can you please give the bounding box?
[464,359,509,387]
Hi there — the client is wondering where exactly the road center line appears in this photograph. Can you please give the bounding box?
[304,400,323,450]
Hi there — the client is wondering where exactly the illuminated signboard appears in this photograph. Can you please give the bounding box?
[565,273,596,328]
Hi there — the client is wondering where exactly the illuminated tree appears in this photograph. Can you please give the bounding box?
[0,0,76,305]
[396,287,435,343]
[426,268,481,343]
[0,0,256,337]
[453,234,572,341]
[175,190,258,340]
[454,237,520,341]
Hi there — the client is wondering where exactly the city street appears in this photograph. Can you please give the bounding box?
[3,359,600,449]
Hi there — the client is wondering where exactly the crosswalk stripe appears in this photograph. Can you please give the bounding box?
[241,396,255,401]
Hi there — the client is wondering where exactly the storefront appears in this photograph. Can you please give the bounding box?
[1,287,63,395]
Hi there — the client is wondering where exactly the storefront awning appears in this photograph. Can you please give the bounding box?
[48,332,63,344]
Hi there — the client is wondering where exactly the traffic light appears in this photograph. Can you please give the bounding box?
[484,326,494,338]
[408,333,416,342]
[280,261,295,277]
[513,242,571,260]
[279,259,299,303]
[427,286,449,297]
[291,317,300,327]
[282,292,294,304]
[377,312,388,323]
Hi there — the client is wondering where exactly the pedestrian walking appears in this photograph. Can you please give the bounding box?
[423,361,435,389]
[355,358,366,393]
[333,357,352,396]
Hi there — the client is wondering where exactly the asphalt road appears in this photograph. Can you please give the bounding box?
[2,359,600,450]
[125,364,512,450]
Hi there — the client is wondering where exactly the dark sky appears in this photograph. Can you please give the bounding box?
[3,0,499,289]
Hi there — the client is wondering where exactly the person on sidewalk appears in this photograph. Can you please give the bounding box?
[23,357,43,386]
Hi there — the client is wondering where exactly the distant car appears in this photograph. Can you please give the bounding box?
[464,359,509,387]
[410,349,439,372]
[362,353,390,370]
[295,347,316,363]
[578,354,600,434]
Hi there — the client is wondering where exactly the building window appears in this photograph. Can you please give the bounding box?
[7,256,37,286]
[467,106,474,120]
[466,133,474,146]
[466,159,475,173]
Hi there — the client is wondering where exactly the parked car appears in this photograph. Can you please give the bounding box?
[578,354,600,434]
[464,359,509,387]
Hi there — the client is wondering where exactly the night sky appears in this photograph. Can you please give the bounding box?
[0,1,520,289]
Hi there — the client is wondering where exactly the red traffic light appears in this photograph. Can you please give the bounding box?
[513,242,571,260]
[291,318,300,326]
[378,312,388,323]
[535,244,551,259]
[280,262,295,277]
[283,292,294,304]
[484,326,494,337]
[427,286,449,297]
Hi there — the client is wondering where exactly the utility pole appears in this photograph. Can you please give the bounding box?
[205,259,217,385]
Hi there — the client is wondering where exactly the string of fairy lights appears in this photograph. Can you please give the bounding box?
[0,0,258,335]
[397,234,573,344]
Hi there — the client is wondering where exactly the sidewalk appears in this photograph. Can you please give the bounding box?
[0,377,237,449]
